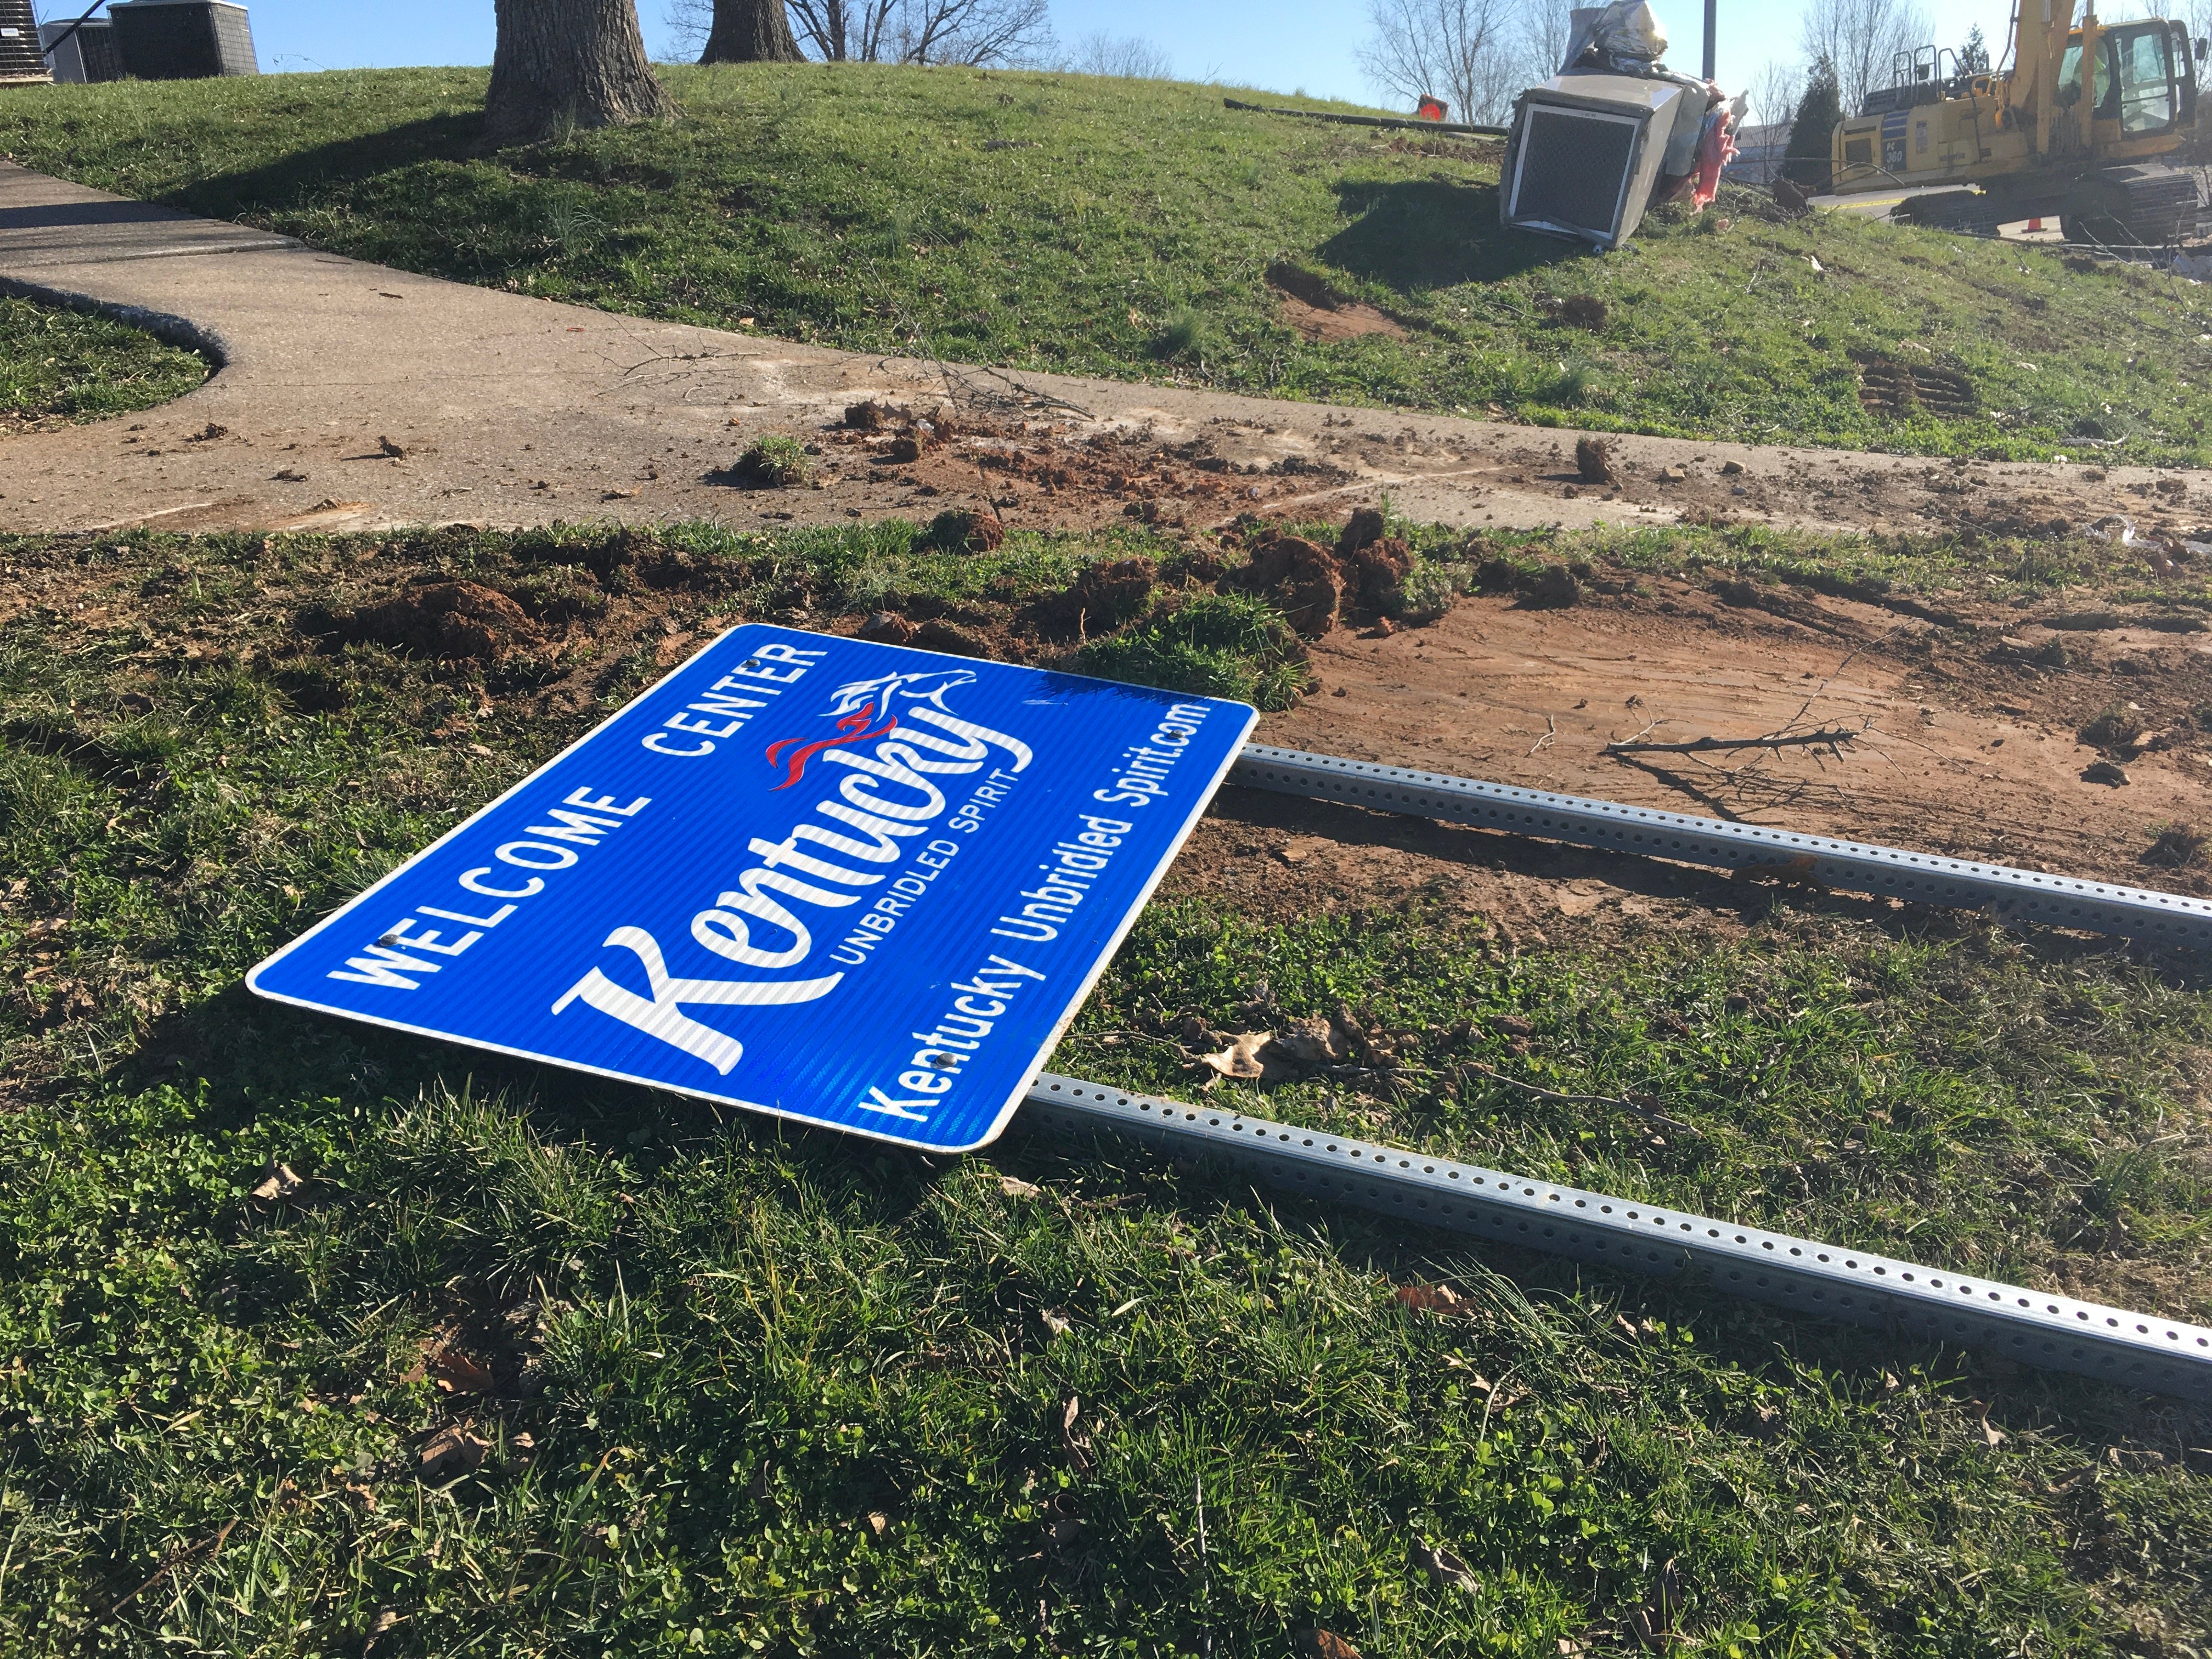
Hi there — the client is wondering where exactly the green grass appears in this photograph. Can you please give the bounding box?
[0,517,2208,1655]
[0,294,207,432]
[5,65,2212,463]
[1079,589,1310,709]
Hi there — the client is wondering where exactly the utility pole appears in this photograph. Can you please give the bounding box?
[1702,0,1716,80]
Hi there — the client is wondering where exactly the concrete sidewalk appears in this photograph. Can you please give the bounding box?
[0,160,2197,540]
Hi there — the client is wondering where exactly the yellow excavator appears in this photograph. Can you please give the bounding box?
[1827,3,2205,245]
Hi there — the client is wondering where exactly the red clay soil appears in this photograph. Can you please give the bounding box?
[1154,566,2212,932]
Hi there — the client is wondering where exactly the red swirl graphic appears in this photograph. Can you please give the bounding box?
[764,710,898,789]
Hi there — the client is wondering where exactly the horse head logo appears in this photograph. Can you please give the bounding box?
[764,667,979,789]
[821,668,977,726]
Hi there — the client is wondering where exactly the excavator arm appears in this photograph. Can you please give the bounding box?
[2002,0,2082,161]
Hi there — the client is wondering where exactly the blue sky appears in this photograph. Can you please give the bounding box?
[40,0,2023,117]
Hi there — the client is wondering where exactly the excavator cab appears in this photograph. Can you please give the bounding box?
[2056,19,2195,138]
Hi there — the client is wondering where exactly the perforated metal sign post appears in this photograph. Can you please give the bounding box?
[1024,1075,2212,1402]
[250,627,1255,1153]
[1229,746,2212,950]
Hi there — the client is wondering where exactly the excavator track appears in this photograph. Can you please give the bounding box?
[2060,163,2201,248]
[1894,190,2016,236]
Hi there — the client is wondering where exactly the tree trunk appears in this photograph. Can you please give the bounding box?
[486,0,675,148]
[701,0,804,63]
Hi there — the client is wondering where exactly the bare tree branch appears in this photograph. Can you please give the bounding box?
[1798,0,1932,114]
[1062,31,1173,78]
[893,0,1052,65]
[1358,0,1524,126]
[1747,58,1805,128]
[1603,726,1865,757]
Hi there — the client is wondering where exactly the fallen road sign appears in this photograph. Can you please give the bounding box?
[249,626,1255,1152]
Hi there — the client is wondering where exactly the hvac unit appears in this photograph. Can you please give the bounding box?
[39,19,125,83]
[1500,72,1705,249]
[109,0,258,80]
[0,0,50,84]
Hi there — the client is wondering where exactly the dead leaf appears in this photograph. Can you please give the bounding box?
[250,1161,306,1203]
[1409,1537,1479,1590]
[1059,1395,1092,1473]
[867,1510,889,1537]
[1974,1401,2007,1448]
[996,1173,1042,1199]
[1305,1632,1363,1659]
[1270,1013,1344,1068]
[1395,1282,1470,1317]
[429,1345,494,1396]
[1746,1403,1784,1441]
[364,1609,404,1656]
[1040,1308,1071,1337]
[1199,1030,1271,1079]
[1558,1640,1587,1655]
[415,1425,490,1481]
[1613,1313,1641,1341]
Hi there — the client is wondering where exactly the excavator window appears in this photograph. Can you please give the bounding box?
[2102,22,2180,133]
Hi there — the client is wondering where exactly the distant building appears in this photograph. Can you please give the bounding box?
[1726,121,1792,186]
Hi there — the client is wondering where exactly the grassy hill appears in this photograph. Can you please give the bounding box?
[3,64,2211,465]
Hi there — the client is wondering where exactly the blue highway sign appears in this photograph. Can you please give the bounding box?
[250,626,1255,1152]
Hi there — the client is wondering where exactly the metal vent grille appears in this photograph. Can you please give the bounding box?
[0,0,49,82]
[111,1,258,80]
[1510,105,1640,240]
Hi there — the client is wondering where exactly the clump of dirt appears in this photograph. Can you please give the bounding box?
[336,580,544,662]
[928,507,1005,552]
[1225,510,1413,637]
[2144,822,2207,867]
[1338,510,1412,614]
[1575,435,1615,484]
[844,400,895,430]
[885,433,928,464]
[912,618,991,657]
[2080,702,2147,748]
[1524,565,1582,608]
[857,610,917,644]
[1229,534,1345,636]
[730,436,814,488]
[1032,555,1158,639]
[1539,294,1609,331]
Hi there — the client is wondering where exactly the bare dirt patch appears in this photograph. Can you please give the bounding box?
[1264,261,1410,345]
[335,580,545,662]
[1257,573,2212,892]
